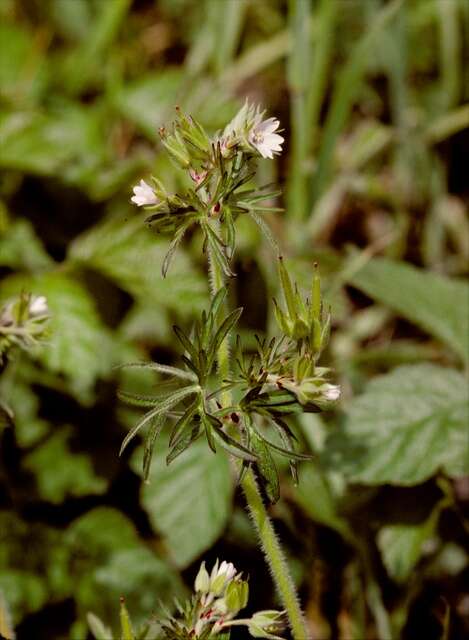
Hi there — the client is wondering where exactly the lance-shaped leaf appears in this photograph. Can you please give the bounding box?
[117,361,197,382]
[208,307,243,369]
[162,220,192,278]
[120,385,200,456]
[201,412,217,454]
[249,428,280,504]
[168,396,201,447]
[142,414,165,482]
[173,326,200,368]
[117,390,175,408]
[252,422,313,461]
[211,420,258,462]
[166,423,201,465]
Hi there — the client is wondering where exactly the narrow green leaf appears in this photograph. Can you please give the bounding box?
[201,412,217,454]
[117,361,197,382]
[142,414,165,482]
[172,326,200,366]
[168,396,201,447]
[166,424,201,465]
[212,424,257,462]
[162,221,191,278]
[253,425,312,461]
[117,390,171,408]
[349,257,469,363]
[250,430,280,504]
[120,385,199,456]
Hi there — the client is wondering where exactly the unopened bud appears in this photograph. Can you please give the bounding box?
[195,561,210,593]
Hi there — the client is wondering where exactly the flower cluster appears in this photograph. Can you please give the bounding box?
[161,559,286,639]
[0,292,50,362]
[130,103,283,277]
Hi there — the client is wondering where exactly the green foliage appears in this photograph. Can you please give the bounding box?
[23,427,107,503]
[324,363,469,485]
[133,439,233,569]
[1,0,468,637]
[0,272,113,397]
[350,257,469,363]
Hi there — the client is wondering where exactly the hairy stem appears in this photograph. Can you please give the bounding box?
[207,245,310,640]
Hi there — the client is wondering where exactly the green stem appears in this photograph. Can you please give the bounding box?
[207,245,309,640]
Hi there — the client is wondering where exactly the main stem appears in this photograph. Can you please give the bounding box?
[208,247,309,640]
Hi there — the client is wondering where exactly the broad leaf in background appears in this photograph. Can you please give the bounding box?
[23,427,107,503]
[293,462,353,542]
[69,216,207,315]
[377,495,449,583]
[0,513,70,625]
[65,508,185,631]
[112,70,182,140]
[324,364,469,485]
[0,377,49,447]
[349,257,469,363]
[133,438,233,568]
[0,22,48,105]
[0,272,113,398]
[0,219,53,271]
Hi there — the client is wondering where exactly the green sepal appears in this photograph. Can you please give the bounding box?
[277,257,297,320]
[120,599,135,640]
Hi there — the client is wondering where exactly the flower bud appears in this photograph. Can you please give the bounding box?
[194,561,210,593]
[210,560,237,595]
[224,579,249,615]
[248,610,286,639]
[29,295,48,317]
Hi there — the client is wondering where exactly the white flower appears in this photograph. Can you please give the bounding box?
[217,561,237,582]
[248,117,284,159]
[209,560,237,596]
[322,384,341,401]
[29,296,48,317]
[130,179,158,206]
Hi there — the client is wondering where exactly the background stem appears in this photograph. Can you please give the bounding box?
[207,245,310,640]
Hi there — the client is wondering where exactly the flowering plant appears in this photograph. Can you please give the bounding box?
[119,103,339,639]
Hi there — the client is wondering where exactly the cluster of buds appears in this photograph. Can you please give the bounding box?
[0,292,50,362]
[161,560,286,639]
[193,560,249,635]
[269,258,340,408]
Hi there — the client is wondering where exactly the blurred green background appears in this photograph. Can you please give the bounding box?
[0,0,468,638]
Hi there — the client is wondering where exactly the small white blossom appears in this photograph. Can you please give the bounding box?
[29,295,48,317]
[131,179,158,206]
[322,384,341,401]
[217,561,237,582]
[249,117,284,159]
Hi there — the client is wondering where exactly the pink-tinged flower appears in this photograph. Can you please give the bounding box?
[322,384,341,401]
[189,168,208,185]
[249,117,284,159]
[131,179,158,206]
